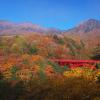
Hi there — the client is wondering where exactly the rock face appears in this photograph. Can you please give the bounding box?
[0,20,61,35]
[66,19,100,34]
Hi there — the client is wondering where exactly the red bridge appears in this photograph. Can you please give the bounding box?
[50,59,100,69]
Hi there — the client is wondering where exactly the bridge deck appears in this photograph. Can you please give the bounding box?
[50,59,100,63]
[50,59,100,69]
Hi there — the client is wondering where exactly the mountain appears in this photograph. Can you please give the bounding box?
[0,19,100,36]
[65,19,100,34]
[0,20,61,35]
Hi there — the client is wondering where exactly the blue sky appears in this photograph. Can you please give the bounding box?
[0,0,100,29]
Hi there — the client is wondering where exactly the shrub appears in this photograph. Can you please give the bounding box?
[48,61,68,73]
[28,44,38,55]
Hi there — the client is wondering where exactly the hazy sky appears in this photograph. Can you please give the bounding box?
[0,0,100,29]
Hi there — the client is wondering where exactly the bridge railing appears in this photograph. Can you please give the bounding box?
[49,59,100,69]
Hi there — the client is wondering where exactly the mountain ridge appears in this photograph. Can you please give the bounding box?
[0,20,61,35]
[0,19,100,35]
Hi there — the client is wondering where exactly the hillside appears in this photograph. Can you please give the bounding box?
[0,19,100,100]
